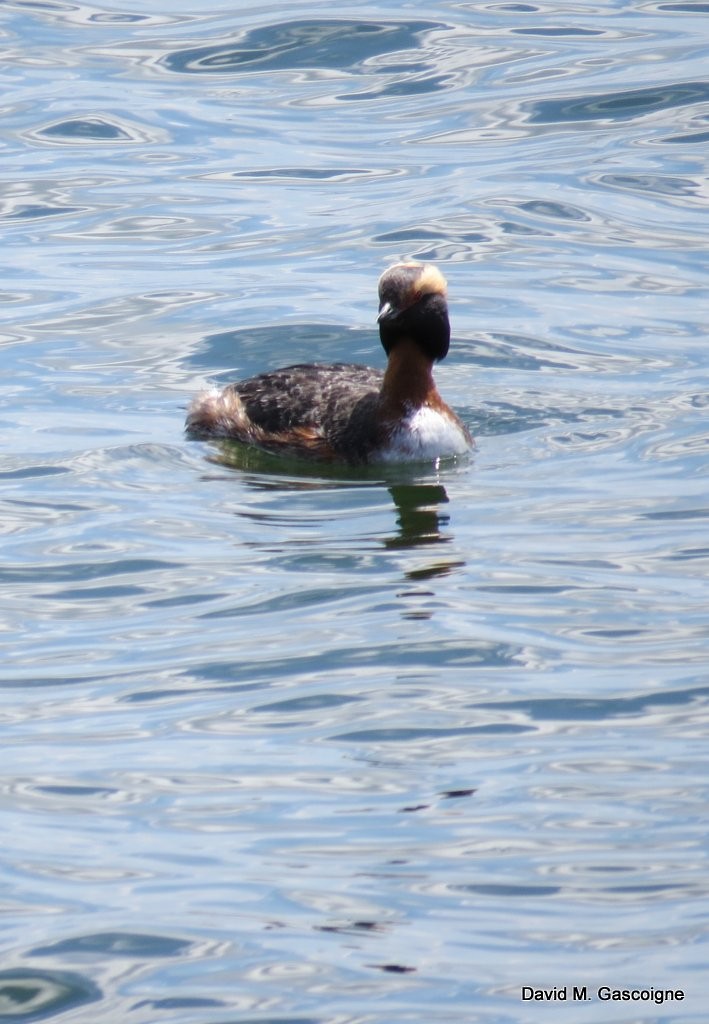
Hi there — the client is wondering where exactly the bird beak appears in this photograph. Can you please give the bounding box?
[377,301,396,323]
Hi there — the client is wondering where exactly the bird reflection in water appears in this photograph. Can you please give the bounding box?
[387,483,466,621]
[386,482,450,549]
[195,443,466,582]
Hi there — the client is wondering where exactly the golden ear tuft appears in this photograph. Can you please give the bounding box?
[378,261,447,299]
[416,263,448,297]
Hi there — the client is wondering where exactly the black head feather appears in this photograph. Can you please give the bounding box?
[377,262,450,362]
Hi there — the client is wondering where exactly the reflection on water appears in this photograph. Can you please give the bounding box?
[2,0,709,1021]
[386,483,451,550]
[199,441,462,555]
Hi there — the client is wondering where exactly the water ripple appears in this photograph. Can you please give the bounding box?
[25,114,167,147]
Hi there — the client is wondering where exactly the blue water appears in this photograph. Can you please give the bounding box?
[2,1,708,1021]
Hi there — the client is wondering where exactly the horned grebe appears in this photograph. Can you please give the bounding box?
[186,261,473,465]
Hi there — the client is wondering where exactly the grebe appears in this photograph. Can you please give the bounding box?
[186,261,473,465]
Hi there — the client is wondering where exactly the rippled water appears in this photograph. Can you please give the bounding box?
[2,1,708,1021]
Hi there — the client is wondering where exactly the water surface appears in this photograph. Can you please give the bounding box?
[1,1,708,1021]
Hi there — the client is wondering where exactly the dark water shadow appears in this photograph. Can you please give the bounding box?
[187,324,374,377]
[31,932,192,959]
[527,80,709,124]
[160,19,443,76]
[0,968,100,1022]
[195,436,468,482]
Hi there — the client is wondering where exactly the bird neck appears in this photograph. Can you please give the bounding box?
[380,338,439,414]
